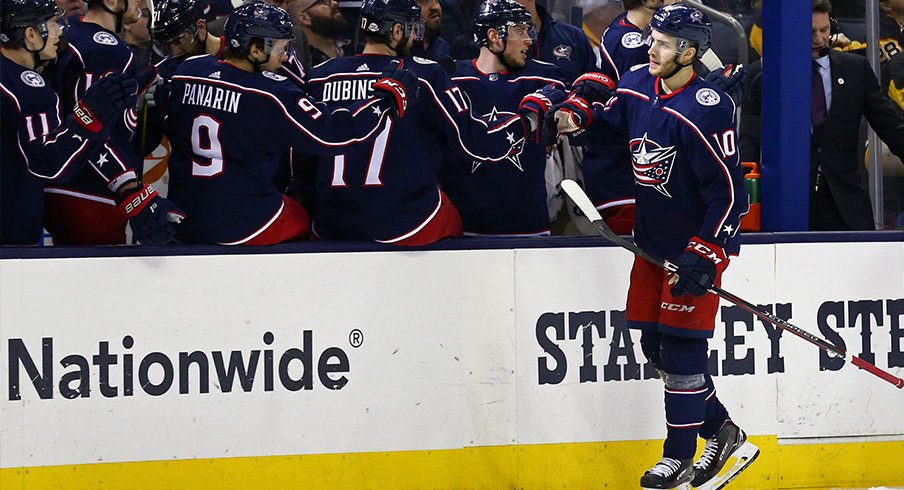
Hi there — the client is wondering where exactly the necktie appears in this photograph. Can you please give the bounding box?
[812,60,828,129]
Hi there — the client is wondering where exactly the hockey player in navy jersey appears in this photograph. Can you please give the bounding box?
[304,0,553,245]
[442,0,566,236]
[164,1,416,245]
[578,0,662,236]
[554,4,757,489]
[1,0,180,245]
[42,0,163,244]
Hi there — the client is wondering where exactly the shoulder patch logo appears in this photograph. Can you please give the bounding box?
[621,32,643,49]
[262,71,286,81]
[92,31,119,46]
[695,87,720,106]
[552,44,572,60]
[412,56,436,65]
[20,70,45,87]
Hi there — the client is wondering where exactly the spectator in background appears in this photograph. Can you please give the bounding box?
[411,0,452,61]
[879,0,903,61]
[290,0,349,65]
[196,0,232,21]
[808,0,904,230]
[438,0,479,60]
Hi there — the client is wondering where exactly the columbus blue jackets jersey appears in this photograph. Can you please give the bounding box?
[304,54,527,243]
[43,18,139,203]
[582,12,649,214]
[593,66,748,259]
[0,57,128,245]
[165,55,392,244]
[598,13,649,81]
[533,5,597,83]
[444,59,565,236]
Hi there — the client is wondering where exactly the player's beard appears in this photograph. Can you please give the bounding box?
[309,12,348,40]
[394,36,414,57]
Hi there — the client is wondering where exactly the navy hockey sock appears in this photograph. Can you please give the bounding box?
[698,373,730,439]
[662,376,706,459]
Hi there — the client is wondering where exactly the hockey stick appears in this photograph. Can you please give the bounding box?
[560,179,904,389]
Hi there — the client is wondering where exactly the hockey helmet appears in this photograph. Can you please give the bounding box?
[0,0,62,44]
[473,0,534,47]
[151,0,200,43]
[224,0,294,54]
[647,3,711,59]
[359,0,424,42]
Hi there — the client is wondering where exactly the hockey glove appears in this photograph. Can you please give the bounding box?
[373,60,418,118]
[571,72,616,105]
[518,84,567,142]
[134,66,160,95]
[117,184,185,245]
[669,236,726,298]
[143,76,171,109]
[704,64,748,104]
[554,95,593,136]
[72,73,139,140]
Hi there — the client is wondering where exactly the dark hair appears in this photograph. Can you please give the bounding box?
[813,0,832,14]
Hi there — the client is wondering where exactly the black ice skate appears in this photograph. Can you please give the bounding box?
[691,420,760,489]
[640,457,695,490]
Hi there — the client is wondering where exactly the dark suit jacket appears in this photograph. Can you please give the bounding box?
[812,50,904,229]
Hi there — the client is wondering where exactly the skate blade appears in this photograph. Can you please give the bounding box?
[693,441,760,490]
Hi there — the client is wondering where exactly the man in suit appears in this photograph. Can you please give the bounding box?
[810,0,904,231]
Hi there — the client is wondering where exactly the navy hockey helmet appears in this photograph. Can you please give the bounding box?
[0,0,62,45]
[224,0,294,54]
[359,0,424,41]
[151,0,201,43]
[473,0,534,47]
[648,3,711,59]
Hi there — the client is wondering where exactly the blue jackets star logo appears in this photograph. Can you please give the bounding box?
[631,133,677,197]
[471,106,524,173]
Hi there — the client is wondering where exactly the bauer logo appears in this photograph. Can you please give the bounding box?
[535,299,904,385]
[5,329,361,401]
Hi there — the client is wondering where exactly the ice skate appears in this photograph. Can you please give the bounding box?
[691,420,760,489]
[640,457,695,490]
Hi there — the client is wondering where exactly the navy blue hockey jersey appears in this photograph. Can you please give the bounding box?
[593,66,749,259]
[444,59,565,236]
[43,18,139,203]
[533,5,597,83]
[0,57,128,244]
[165,55,392,244]
[582,12,649,214]
[304,54,527,243]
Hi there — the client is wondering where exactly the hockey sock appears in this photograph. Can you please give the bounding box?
[662,373,706,459]
[697,373,730,439]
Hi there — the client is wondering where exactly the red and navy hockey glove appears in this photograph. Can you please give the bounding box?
[555,95,593,134]
[704,64,748,104]
[518,84,567,141]
[116,184,185,245]
[669,236,727,297]
[373,60,418,118]
[571,72,615,104]
[72,73,139,140]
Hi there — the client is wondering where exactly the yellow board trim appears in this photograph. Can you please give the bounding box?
[2,436,903,489]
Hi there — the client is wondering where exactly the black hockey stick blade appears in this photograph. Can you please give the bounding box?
[560,179,904,389]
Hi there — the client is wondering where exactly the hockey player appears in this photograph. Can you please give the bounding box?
[304,0,556,245]
[163,1,417,245]
[553,4,757,489]
[42,0,160,244]
[1,0,180,245]
[580,0,665,236]
[442,0,566,236]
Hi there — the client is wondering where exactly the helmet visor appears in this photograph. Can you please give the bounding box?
[404,18,424,42]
